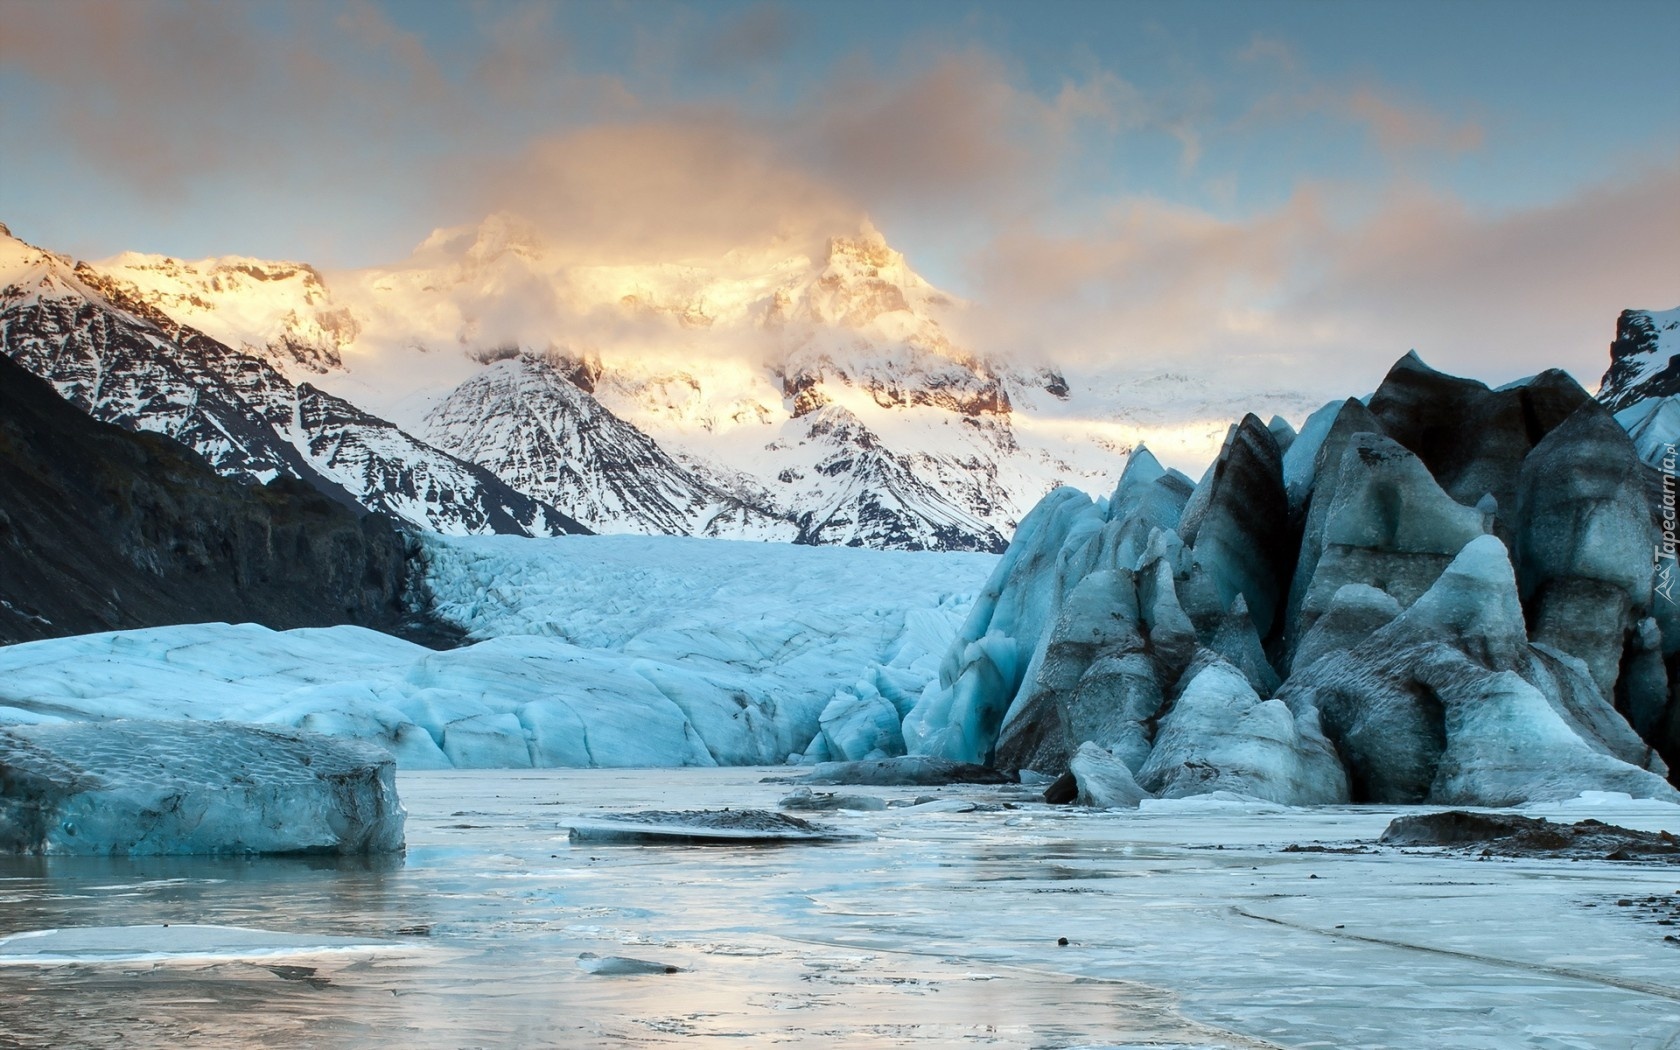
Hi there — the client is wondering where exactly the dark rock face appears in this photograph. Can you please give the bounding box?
[1598,308,1680,413]
[0,354,451,646]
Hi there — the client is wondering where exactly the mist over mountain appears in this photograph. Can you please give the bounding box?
[3,215,1338,551]
[4,216,1672,554]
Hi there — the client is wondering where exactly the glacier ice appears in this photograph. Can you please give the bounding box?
[1614,394,1680,468]
[0,534,996,771]
[1137,659,1347,805]
[0,720,404,855]
[1513,402,1658,699]
[1068,741,1150,808]
[908,354,1680,807]
[1286,429,1485,667]
[1178,414,1290,639]
[903,487,1105,762]
[1281,536,1674,804]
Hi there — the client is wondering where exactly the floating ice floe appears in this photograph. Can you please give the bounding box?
[567,809,873,845]
[576,951,685,975]
[0,720,404,855]
[0,925,407,965]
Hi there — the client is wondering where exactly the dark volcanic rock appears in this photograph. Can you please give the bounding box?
[0,353,453,646]
[1379,810,1680,863]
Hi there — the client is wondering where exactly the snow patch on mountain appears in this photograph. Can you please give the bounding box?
[94,251,356,381]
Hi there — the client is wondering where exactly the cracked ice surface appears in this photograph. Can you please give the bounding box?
[0,769,1676,1049]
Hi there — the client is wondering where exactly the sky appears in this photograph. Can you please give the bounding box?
[2,0,1677,395]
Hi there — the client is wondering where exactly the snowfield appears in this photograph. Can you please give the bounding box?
[0,535,997,769]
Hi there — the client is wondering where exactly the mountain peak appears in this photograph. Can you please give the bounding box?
[1596,306,1680,413]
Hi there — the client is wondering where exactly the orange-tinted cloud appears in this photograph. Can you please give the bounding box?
[961,161,1680,396]
[468,119,863,263]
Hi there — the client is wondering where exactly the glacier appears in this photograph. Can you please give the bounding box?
[906,355,1680,807]
[0,535,997,770]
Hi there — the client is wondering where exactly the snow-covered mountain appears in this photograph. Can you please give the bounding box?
[420,352,796,540]
[330,217,1079,550]
[1598,306,1680,412]
[94,249,356,381]
[21,213,1323,551]
[0,226,585,538]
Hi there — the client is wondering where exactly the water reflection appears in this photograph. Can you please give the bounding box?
[1,769,1675,1049]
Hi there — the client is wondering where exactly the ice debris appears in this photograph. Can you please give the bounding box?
[0,720,404,855]
[567,809,871,844]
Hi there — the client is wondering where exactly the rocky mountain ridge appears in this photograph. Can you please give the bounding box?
[16,215,1301,551]
[6,217,1672,557]
[1598,307,1680,413]
[0,352,450,646]
[0,229,586,539]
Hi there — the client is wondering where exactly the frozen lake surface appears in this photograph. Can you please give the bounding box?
[1,769,1677,1048]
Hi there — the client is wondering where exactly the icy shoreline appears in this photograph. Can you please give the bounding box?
[0,768,1675,1049]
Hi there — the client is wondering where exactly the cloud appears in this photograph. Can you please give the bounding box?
[960,162,1680,397]
[1300,162,1680,384]
[1344,87,1484,156]
[689,3,797,72]
[465,118,863,263]
[0,0,266,191]
[798,53,1030,214]
[6,1,1668,407]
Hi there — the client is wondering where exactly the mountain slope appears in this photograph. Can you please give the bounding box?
[0,352,439,645]
[332,217,1129,550]
[421,353,796,539]
[0,227,586,538]
[1598,307,1680,412]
